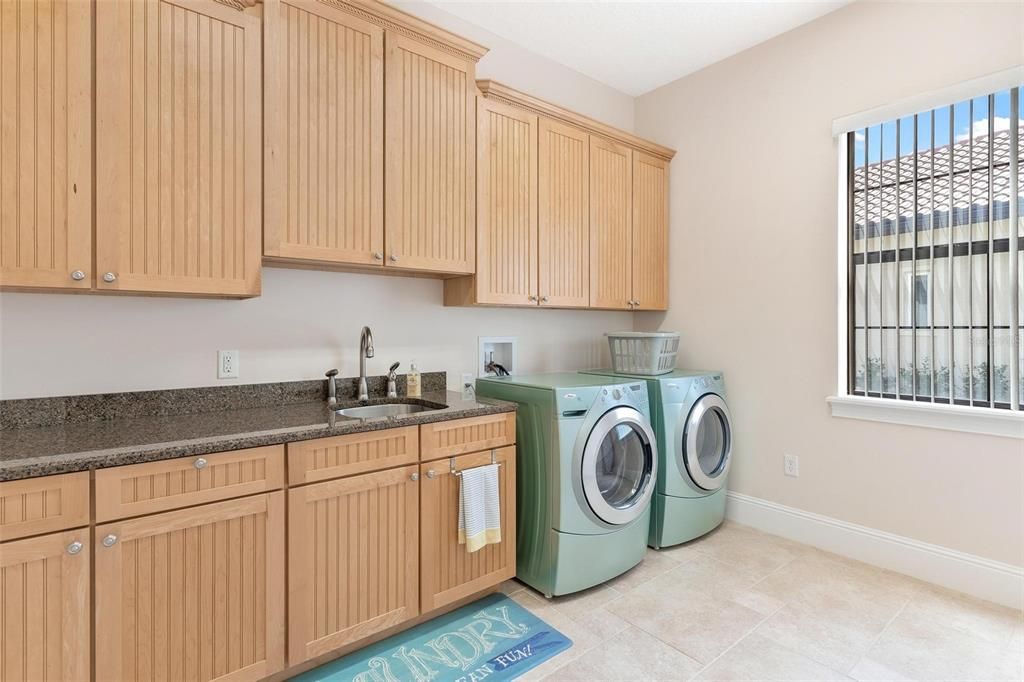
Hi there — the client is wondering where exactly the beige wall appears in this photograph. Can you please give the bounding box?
[0,268,625,398]
[634,1,1024,566]
[0,3,635,400]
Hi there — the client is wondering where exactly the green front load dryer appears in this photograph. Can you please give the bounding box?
[581,369,733,548]
[475,373,659,597]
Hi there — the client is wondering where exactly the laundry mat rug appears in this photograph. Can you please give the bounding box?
[293,593,572,682]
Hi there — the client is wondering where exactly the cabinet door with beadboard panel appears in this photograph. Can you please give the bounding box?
[0,0,92,291]
[263,0,384,266]
[385,32,475,274]
[538,117,590,307]
[420,412,516,462]
[95,493,285,682]
[419,446,516,611]
[632,151,669,310]
[589,136,633,310]
[94,445,285,522]
[95,0,262,297]
[475,98,538,305]
[288,466,419,664]
[0,529,90,682]
[0,471,89,542]
[287,425,419,485]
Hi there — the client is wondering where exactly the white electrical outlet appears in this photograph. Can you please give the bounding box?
[784,453,800,477]
[218,350,239,379]
[461,373,475,399]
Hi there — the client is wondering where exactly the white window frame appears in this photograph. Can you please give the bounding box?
[828,67,1024,440]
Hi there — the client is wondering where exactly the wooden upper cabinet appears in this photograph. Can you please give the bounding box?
[538,117,590,308]
[589,136,633,310]
[0,529,91,682]
[95,0,262,297]
[288,466,419,664]
[263,0,384,267]
[385,33,475,274]
[632,152,669,311]
[95,492,286,682]
[448,82,675,311]
[0,0,92,291]
[474,98,538,305]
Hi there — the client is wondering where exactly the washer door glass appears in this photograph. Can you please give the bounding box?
[582,407,657,526]
[682,394,732,491]
[596,423,649,508]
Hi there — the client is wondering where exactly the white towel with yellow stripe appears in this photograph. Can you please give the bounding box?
[458,463,501,553]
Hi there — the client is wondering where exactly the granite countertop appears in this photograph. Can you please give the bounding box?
[0,390,516,481]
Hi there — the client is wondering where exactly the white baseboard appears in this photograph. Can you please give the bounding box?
[725,491,1024,610]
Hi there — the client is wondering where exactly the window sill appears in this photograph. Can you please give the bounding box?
[827,395,1024,439]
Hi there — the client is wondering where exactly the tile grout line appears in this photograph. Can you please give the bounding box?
[843,594,912,677]
[686,602,790,680]
[566,542,809,678]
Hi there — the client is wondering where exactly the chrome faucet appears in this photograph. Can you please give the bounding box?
[387,362,400,398]
[358,326,375,401]
[326,368,339,408]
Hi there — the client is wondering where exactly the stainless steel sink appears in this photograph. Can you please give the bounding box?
[335,402,444,419]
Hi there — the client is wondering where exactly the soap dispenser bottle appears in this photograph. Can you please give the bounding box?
[407,362,421,397]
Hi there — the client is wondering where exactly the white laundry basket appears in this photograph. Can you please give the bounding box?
[606,331,680,375]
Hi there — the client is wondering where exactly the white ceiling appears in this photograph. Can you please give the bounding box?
[424,1,852,96]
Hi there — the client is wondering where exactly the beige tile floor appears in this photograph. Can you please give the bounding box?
[500,522,1024,681]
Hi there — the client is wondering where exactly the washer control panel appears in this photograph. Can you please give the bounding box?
[557,381,650,417]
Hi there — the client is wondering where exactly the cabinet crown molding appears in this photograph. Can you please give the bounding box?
[478,79,676,162]
[319,0,489,63]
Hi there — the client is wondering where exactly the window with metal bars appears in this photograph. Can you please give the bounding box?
[847,86,1022,410]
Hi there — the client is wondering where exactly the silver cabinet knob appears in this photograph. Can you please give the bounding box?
[540,296,549,303]
[410,472,420,482]
[528,295,537,302]
[426,469,437,479]
[102,534,118,548]
[372,252,383,260]
[70,270,86,281]
[102,272,117,283]
[67,541,83,555]
[193,458,208,470]
[389,254,399,262]
[633,300,640,307]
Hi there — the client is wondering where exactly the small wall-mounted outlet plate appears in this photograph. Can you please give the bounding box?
[218,350,239,379]
[784,453,800,477]
[461,373,475,399]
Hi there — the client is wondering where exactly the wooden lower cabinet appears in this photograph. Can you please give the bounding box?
[288,465,420,665]
[0,472,90,542]
[95,493,285,682]
[419,447,516,611]
[0,529,91,682]
[2,418,519,680]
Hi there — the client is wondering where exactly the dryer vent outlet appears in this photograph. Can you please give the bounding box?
[784,454,800,477]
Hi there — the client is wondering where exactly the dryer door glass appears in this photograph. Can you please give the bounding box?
[682,394,732,491]
[581,407,657,526]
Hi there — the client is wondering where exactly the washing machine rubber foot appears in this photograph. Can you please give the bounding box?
[544,593,553,599]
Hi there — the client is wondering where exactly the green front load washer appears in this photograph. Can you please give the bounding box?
[581,369,733,548]
[476,373,658,597]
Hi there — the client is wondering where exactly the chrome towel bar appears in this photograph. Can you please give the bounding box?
[451,449,501,477]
